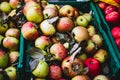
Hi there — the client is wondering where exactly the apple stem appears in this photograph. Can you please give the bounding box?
[71,47,82,61]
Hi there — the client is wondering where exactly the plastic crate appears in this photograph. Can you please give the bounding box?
[94,3,120,61]
[23,1,120,80]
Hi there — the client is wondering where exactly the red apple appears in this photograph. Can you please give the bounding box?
[104,5,117,15]
[98,2,108,11]
[50,43,67,60]
[83,58,101,77]
[111,26,120,39]
[49,64,62,79]
[115,0,120,4]
[105,11,120,24]
[56,17,74,32]
[62,56,84,77]
[21,22,39,40]
[115,38,120,50]
[9,0,20,9]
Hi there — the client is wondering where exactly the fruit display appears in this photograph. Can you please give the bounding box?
[0,0,119,80]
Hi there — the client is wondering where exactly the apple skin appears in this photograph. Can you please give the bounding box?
[41,0,48,9]
[35,78,46,80]
[93,49,108,63]
[5,66,17,80]
[115,38,120,50]
[32,60,49,78]
[5,28,20,39]
[26,6,43,23]
[62,56,84,77]
[93,75,109,80]
[9,51,19,64]
[49,64,62,79]
[0,49,9,68]
[104,5,117,15]
[71,75,90,80]
[77,53,87,62]
[87,25,96,37]
[50,43,67,61]
[0,35,4,45]
[43,8,58,19]
[40,20,56,36]
[111,26,120,39]
[72,26,89,43]
[35,36,51,50]
[105,11,120,24]
[56,17,74,32]
[21,22,39,40]
[76,16,88,27]
[82,13,92,22]
[98,2,108,11]
[3,37,19,51]
[9,0,20,9]
[59,5,75,17]
[0,1,11,13]
[74,8,80,19]
[0,23,9,35]
[45,4,58,11]
[83,58,101,77]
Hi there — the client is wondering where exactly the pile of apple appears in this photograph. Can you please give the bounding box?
[98,1,120,51]
[0,0,22,80]
[16,0,113,80]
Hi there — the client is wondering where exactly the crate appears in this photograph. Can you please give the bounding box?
[23,1,120,80]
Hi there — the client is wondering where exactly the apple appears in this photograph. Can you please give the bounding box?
[21,22,39,40]
[111,26,120,39]
[59,5,75,17]
[5,28,20,39]
[43,8,58,19]
[93,49,108,63]
[115,38,120,50]
[49,64,62,79]
[56,17,74,32]
[0,1,11,13]
[91,34,103,47]
[35,78,46,80]
[0,35,4,45]
[74,8,80,19]
[45,4,58,11]
[23,1,41,15]
[40,20,56,36]
[98,2,108,11]
[77,53,87,62]
[50,43,67,60]
[115,0,120,3]
[0,23,9,35]
[41,0,49,9]
[104,5,117,15]
[71,75,90,80]
[9,0,20,9]
[32,60,49,78]
[25,6,43,23]
[9,51,19,64]
[85,40,96,54]
[82,13,92,22]
[62,56,84,77]
[76,16,88,27]
[83,58,101,77]
[35,36,51,50]
[105,11,120,24]
[4,66,17,80]
[93,74,109,80]
[87,25,96,37]
[0,49,9,68]
[72,26,89,43]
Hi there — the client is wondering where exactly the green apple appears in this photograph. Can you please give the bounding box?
[91,34,103,47]
[3,37,19,51]
[71,75,90,80]
[9,51,19,64]
[0,49,9,68]
[93,75,109,80]
[35,36,51,50]
[0,35,4,45]
[77,53,87,62]
[83,13,92,22]
[93,49,108,63]
[0,1,11,13]
[76,16,88,27]
[4,66,17,80]
[40,20,56,36]
[35,78,46,80]
[87,25,96,37]
[72,26,89,43]
[0,23,9,35]
[26,6,43,23]
[32,60,49,78]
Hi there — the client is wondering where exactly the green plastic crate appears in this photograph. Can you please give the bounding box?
[23,1,120,80]
[94,3,120,61]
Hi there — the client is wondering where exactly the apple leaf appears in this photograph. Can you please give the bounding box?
[47,16,59,24]
[26,47,44,60]
[29,59,39,71]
